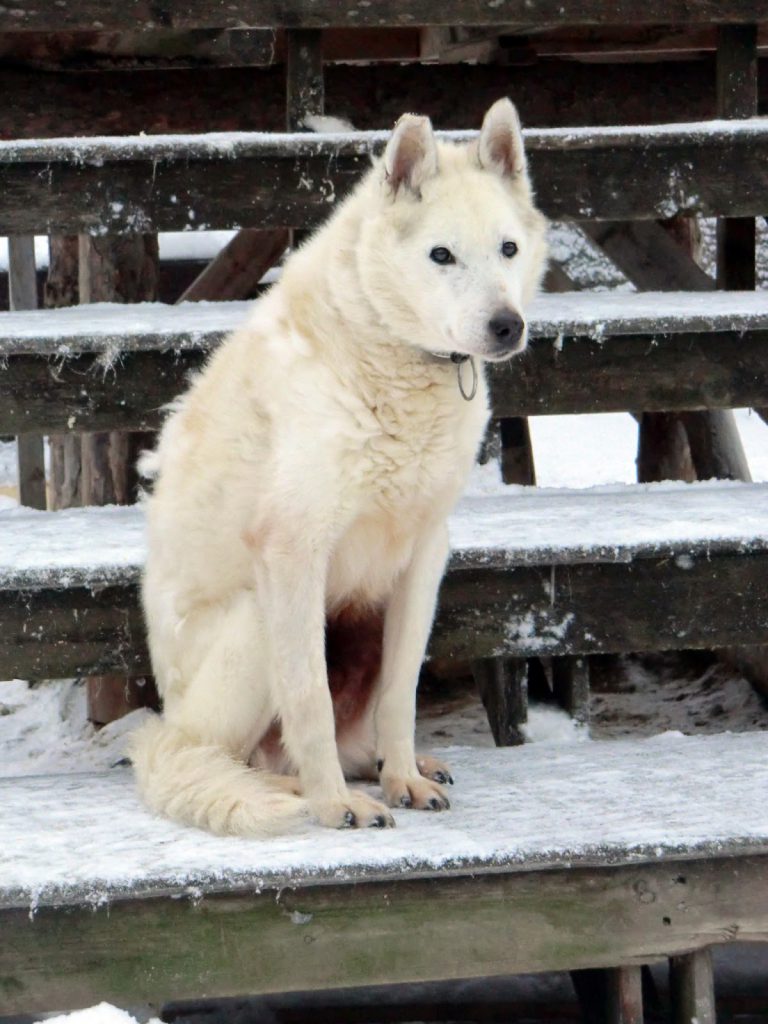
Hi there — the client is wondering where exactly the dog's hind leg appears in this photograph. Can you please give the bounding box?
[131,590,308,837]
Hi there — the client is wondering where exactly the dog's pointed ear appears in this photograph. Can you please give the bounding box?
[477,98,527,180]
[384,114,438,197]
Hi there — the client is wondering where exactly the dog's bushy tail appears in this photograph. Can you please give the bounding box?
[130,716,309,837]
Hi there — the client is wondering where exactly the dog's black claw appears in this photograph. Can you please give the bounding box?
[400,795,412,808]
[370,814,388,828]
[434,771,453,785]
[376,758,384,773]
[429,796,450,811]
[446,774,454,786]
[342,810,356,828]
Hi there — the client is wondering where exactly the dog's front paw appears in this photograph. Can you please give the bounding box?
[416,754,454,787]
[312,790,396,830]
[380,772,450,812]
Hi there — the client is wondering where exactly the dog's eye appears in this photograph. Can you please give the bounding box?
[501,241,519,259]
[430,246,455,265]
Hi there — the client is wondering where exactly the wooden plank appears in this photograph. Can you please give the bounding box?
[1,1,765,33]
[0,59,754,140]
[8,235,46,510]
[2,854,767,1016]
[670,948,716,1024]
[3,325,768,435]
[4,544,768,680]
[2,122,768,235]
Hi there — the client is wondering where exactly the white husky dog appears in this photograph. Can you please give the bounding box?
[131,99,547,836]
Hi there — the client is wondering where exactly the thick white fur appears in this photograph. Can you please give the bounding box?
[130,99,548,836]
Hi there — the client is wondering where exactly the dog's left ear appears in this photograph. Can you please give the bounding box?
[384,114,438,197]
[477,98,527,180]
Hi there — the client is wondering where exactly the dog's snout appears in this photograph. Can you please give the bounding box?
[488,310,525,345]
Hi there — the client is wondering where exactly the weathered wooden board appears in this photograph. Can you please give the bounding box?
[1,60,758,140]
[3,327,768,434]
[1,0,765,33]
[2,855,767,1015]
[2,122,768,234]
[4,545,768,680]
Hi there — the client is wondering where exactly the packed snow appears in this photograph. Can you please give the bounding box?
[1,290,766,356]
[2,731,767,912]
[0,117,765,163]
[3,480,768,591]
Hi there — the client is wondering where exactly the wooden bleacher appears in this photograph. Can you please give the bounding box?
[1,2,767,1021]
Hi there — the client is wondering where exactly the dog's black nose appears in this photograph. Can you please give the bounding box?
[488,310,525,345]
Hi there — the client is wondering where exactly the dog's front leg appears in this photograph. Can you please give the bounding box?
[375,521,452,811]
[261,536,394,830]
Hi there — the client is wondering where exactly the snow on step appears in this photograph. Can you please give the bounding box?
[0,117,765,164]
[2,732,768,911]
[0,291,766,357]
[2,482,768,591]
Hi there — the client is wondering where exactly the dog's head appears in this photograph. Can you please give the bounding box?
[359,98,547,362]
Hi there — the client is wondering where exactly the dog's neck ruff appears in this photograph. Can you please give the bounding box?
[428,351,478,402]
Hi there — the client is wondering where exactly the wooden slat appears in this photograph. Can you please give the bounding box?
[4,543,768,680]
[2,855,767,1016]
[2,122,768,235]
[1,1,765,33]
[2,324,767,435]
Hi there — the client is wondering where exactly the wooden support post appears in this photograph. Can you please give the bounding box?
[286,30,324,251]
[716,24,757,291]
[78,233,160,725]
[670,949,716,1024]
[9,235,46,510]
[472,657,527,746]
[500,416,536,486]
[572,966,644,1024]
[552,655,590,727]
[47,237,83,512]
[286,29,324,132]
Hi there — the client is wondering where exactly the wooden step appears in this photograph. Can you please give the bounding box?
[2,482,768,677]
[1,732,767,1014]
[2,290,766,433]
[1,119,767,234]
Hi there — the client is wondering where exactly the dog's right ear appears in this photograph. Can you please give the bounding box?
[383,114,438,197]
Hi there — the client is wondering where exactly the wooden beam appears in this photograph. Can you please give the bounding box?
[3,324,768,436]
[2,123,768,235]
[670,949,716,1024]
[178,228,288,302]
[9,236,46,510]
[0,59,751,140]
[5,545,768,680]
[2,855,767,1017]
[581,220,716,292]
[1,1,765,33]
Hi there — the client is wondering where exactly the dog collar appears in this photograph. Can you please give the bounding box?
[429,351,478,401]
